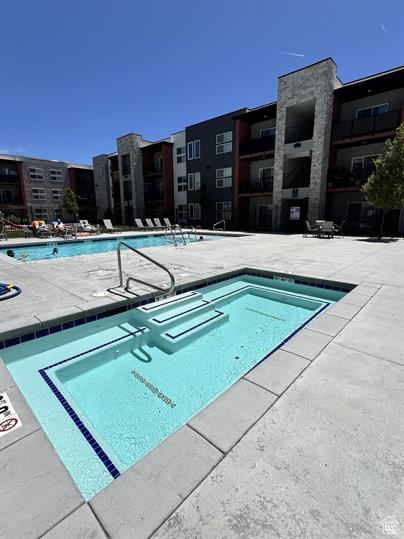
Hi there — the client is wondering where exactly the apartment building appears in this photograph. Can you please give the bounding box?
[0,154,95,223]
[93,134,174,225]
[232,59,404,234]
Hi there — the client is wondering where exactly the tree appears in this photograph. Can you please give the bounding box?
[362,124,404,239]
[61,188,79,219]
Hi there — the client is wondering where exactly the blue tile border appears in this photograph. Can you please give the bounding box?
[0,269,354,349]
[38,327,146,480]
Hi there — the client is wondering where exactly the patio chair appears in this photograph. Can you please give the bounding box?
[163,218,173,228]
[333,220,345,238]
[303,220,319,237]
[319,221,334,239]
[79,220,99,234]
[103,219,121,233]
[153,218,164,228]
[145,218,155,229]
[134,218,145,230]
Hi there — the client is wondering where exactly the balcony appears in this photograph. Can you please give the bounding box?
[239,135,275,156]
[144,184,163,202]
[111,171,120,181]
[331,109,401,141]
[285,124,313,144]
[0,174,21,184]
[327,167,372,190]
[0,196,23,205]
[239,178,273,194]
[143,166,163,177]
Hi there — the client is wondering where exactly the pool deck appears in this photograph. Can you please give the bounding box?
[0,232,403,538]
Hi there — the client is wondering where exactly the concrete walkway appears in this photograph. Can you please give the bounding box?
[0,233,403,538]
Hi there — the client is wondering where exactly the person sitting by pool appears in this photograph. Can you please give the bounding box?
[52,247,59,256]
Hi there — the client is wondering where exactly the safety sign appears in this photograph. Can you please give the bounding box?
[0,392,23,438]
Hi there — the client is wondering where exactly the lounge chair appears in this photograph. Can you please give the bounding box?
[145,218,155,229]
[303,220,319,237]
[163,218,173,228]
[79,220,99,234]
[153,218,164,228]
[319,221,334,239]
[134,218,145,230]
[103,219,121,233]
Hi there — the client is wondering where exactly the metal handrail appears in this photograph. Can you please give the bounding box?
[164,226,177,246]
[213,220,226,232]
[177,225,186,245]
[187,227,197,240]
[117,241,175,295]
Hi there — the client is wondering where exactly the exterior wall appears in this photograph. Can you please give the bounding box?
[335,142,385,171]
[186,112,240,228]
[171,131,187,222]
[273,59,339,230]
[116,134,144,224]
[328,191,366,223]
[339,88,404,121]
[68,167,97,223]
[20,157,71,221]
[250,118,276,138]
[92,154,113,220]
[248,195,273,223]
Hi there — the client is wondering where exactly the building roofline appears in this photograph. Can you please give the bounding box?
[0,152,91,168]
[186,107,249,128]
[278,57,336,79]
[340,65,404,87]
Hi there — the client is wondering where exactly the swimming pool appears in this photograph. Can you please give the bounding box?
[1,273,346,499]
[1,233,220,262]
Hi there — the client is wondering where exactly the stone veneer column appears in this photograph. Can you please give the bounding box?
[117,134,145,224]
[272,59,340,230]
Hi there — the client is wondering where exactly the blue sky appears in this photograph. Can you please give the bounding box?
[1,0,403,164]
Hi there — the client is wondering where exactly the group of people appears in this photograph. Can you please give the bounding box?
[7,247,59,260]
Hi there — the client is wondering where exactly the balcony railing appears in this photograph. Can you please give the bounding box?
[327,168,372,189]
[239,135,275,156]
[239,178,273,194]
[285,124,313,144]
[144,166,163,176]
[331,109,401,141]
[0,196,23,205]
[0,174,21,184]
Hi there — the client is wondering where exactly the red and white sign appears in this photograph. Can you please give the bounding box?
[0,392,22,438]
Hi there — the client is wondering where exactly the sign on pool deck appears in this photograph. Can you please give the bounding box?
[0,392,22,438]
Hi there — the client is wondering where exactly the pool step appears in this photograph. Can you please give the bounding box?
[145,299,213,330]
[134,291,203,321]
[154,308,229,354]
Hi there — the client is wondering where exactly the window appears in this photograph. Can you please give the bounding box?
[98,168,104,177]
[0,165,18,176]
[356,103,389,119]
[123,180,132,201]
[50,169,63,182]
[0,190,13,203]
[177,176,187,192]
[176,204,187,221]
[259,167,274,190]
[32,188,46,200]
[216,132,232,154]
[188,202,201,220]
[34,208,48,219]
[187,141,193,160]
[187,141,200,160]
[216,201,232,221]
[121,154,131,176]
[52,189,62,201]
[187,172,200,191]
[29,167,44,180]
[260,127,276,138]
[216,167,232,188]
[176,146,186,163]
[351,154,381,178]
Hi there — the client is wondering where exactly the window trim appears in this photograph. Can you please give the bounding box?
[31,187,46,201]
[216,201,232,221]
[187,172,194,191]
[260,127,276,138]
[49,169,63,182]
[258,167,274,180]
[194,140,200,159]
[355,103,389,119]
[177,176,187,192]
[216,131,232,144]
[216,142,233,155]
[51,188,62,201]
[350,154,381,172]
[34,208,49,219]
[187,141,194,160]
[216,167,232,188]
[29,167,44,180]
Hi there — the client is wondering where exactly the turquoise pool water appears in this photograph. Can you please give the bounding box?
[2,275,345,499]
[2,233,219,262]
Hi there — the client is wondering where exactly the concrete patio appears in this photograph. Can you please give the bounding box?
[0,232,403,538]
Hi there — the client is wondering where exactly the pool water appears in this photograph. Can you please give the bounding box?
[2,275,345,499]
[3,233,219,262]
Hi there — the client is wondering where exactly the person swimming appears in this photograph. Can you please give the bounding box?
[6,249,29,259]
[52,247,59,256]
[198,236,204,241]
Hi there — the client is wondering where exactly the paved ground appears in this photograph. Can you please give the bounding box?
[0,233,403,538]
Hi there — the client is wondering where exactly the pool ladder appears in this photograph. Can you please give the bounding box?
[164,225,186,246]
[213,220,226,232]
[116,241,175,297]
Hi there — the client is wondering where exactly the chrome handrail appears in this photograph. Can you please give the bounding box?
[187,226,197,240]
[117,241,175,296]
[213,220,225,231]
[164,226,177,246]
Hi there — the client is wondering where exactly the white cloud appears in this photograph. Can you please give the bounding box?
[381,24,386,32]
[279,51,306,58]
[0,147,26,155]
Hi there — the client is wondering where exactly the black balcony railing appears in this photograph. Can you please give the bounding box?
[239,135,275,156]
[285,124,313,144]
[0,174,21,184]
[144,166,163,175]
[239,178,273,194]
[331,109,401,141]
[327,167,374,189]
